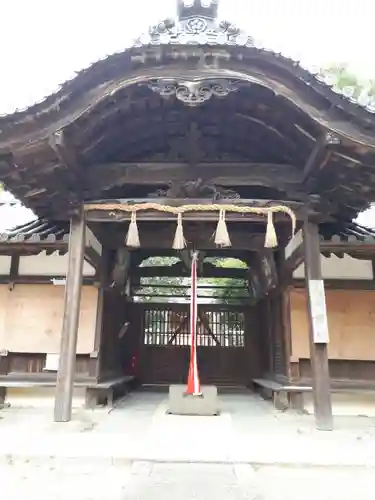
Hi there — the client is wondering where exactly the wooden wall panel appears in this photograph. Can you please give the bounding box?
[291,289,375,361]
[0,284,98,354]
[6,353,91,376]
[299,359,375,381]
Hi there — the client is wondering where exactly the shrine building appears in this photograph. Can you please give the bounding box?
[1,0,375,430]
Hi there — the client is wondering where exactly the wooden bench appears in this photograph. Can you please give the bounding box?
[84,376,136,408]
[253,378,375,411]
[0,374,135,409]
[252,378,301,410]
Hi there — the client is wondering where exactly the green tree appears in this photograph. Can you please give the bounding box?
[202,257,250,304]
[320,64,375,99]
[138,256,187,301]
[136,256,250,303]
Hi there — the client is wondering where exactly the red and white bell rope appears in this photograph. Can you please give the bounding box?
[185,251,202,396]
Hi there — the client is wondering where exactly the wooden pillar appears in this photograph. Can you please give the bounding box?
[89,248,111,380]
[303,220,333,430]
[54,208,86,422]
[282,289,303,411]
[278,287,292,379]
[265,297,274,375]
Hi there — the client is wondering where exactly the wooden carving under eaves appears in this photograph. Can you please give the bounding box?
[111,248,131,291]
[248,250,278,299]
[259,251,278,292]
[148,179,240,200]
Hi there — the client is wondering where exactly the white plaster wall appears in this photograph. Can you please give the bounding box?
[0,255,11,274]
[18,251,95,276]
[293,254,372,280]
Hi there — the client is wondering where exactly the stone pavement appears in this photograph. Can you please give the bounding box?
[1,461,375,500]
[1,391,375,468]
[2,391,375,499]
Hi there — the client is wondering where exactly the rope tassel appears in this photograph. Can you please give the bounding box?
[172,213,186,250]
[126,211,140,248]
[264,211,278,248]
[214,210,231,247]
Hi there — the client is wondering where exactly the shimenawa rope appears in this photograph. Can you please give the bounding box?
[84,202,296,249]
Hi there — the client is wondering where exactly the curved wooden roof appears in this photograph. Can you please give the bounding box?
[1,0,375,220]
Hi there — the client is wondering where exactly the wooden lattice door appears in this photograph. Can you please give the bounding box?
[139,304,249,386]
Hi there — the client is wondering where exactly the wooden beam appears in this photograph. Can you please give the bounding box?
[85,226,102,257]
[49,129,83,195]
[84,227,102,270]
[87,161,302,191]
[302,132,339,183]
[0,242,67,253]
[303,220,333,431]
[85,210,285,223]
[8,254,20,290]
[133,264,247,278]
[293,278,375,290]
[95,223,269,251]
[320,239,375,252]
[84,197,314,223]
[54,207,86,422]
[130,248,253,268]
[284,229,304,274]
[0,275,96,285]
[86,197,303,208]
[84,248,100,270]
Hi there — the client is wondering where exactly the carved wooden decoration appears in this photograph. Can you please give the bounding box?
[248,251,278,299]
[111,248,131,288]
[148,78,240,107]
[260,251,278,291]
[148,179,240,200]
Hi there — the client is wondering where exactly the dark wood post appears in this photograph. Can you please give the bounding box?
[54,207,86,422]
[86,249,110,408]
[89,248,111,380]
[303,220,333,430]
[281,287,292,379]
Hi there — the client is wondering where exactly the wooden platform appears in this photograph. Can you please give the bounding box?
[253,378,375,411]
[0,374,135,409]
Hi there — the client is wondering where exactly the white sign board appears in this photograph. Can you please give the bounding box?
[309,279,330,343]
[44,353,60,371]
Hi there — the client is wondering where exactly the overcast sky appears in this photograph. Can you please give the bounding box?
[0,0,374,114]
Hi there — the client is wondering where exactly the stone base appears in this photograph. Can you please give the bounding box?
[167,385,219,416]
